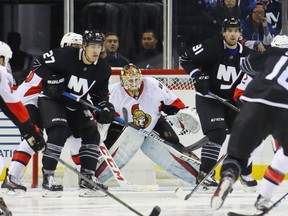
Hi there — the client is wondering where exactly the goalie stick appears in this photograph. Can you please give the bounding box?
[99,142,158,192]
[47,151,161,216]
[208,92,240,113]
[175,154,227,200]
[227,192,288,216]
[62,91,207,154]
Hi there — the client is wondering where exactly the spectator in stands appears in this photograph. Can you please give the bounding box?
[134,29,163,69]
[104,32,130,67]
[7,32,33,86]
[241,1,275,52]
[259,0,282,35]
[212,0,242,32]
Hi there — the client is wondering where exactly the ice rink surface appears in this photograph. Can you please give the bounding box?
[2,181,288,216]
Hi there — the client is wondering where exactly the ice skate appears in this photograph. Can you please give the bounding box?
[42,169,63,198]
[211,170,235,210]
[240,174,257,192]
[1,169,26,196]
[0,197,12,216]
[79,168,108,198]
[254,194,271,212]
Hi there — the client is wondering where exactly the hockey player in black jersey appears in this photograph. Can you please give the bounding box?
[211,35,288,211]
[34,30,115,197]
[180,17,257,188]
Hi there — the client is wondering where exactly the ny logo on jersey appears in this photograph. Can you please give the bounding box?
[217,57,245,89]
[67,75,95,94]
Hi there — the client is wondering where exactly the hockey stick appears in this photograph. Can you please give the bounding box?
[227,192,288,216]
[48,152,161,216]
[62,91,207,154]
[208,92,240,113]
[99,142,158,192]
[175,154,227,200]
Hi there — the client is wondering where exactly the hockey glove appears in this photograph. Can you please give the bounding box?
[160,101,180,115]
[20,121,46,152]
[42,76,65,99]
[96,101,116,124]
[192,74,210,95]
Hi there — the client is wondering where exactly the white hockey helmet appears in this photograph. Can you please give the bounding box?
[271,35,288,49]
[0,41,12,67]
[60,32,83,48]
[120,64,142,98]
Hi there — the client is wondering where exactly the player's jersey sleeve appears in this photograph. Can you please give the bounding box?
[146,77,185,109]
[233,74,253,102]
[33,47,69,79]
[240,49,270,77]
[180,36,222,76]
[0,65,30,123]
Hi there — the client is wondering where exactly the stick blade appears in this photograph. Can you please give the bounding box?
[149,206,161,216]
[174,187,187,200]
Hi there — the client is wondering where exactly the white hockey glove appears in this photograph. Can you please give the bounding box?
[165,107,200,135]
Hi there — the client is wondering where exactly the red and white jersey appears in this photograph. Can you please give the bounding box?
[15,70,42,107]
[109,77,185,133]
[233,74,253,102]
[0,65,29,123]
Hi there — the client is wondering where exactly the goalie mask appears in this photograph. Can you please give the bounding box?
[120,64,142,98]
[271,35,288,49]
[0,41,12,67]
[60,32,83,48]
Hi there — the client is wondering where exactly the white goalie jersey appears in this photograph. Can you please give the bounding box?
[109,77,182,132]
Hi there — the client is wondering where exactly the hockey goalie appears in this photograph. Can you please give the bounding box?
[92,64,206,186]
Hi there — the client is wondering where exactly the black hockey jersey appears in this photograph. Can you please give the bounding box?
[34,46,111,108]
[181,35,253,100]
[240,47,288,109]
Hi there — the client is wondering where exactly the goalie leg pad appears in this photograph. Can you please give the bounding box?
[96,127,145,182]
[141,137,200,185]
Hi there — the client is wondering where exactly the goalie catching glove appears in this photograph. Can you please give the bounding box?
[19,120,46,152]
[95,101,116,124]
[165,107,200,134]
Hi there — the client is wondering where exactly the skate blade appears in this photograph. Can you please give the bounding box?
[211,180,231,210]
[42,189,62,198]
[79,189,107,198]
[242,185,257,193]
[1,188,25,197]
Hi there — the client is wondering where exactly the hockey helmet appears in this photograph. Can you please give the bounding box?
[0,41,12,67]
[271,35,288,49]
[60,32,83,48]
[222,17,241,32]
[120,64,142,98]
[82,30,104,46]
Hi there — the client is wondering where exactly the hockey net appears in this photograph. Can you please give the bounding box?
[8,69,201,188]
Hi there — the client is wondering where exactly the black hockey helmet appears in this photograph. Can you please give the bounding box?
[222,17,241,32]
[82,30,104,46]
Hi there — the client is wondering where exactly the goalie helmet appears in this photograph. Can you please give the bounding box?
[0,41,12,67]
[120,64,142,98]
[60,32,83,48]
[271,35,288,49]
[222,17,241,32]
[82,30,104,46]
